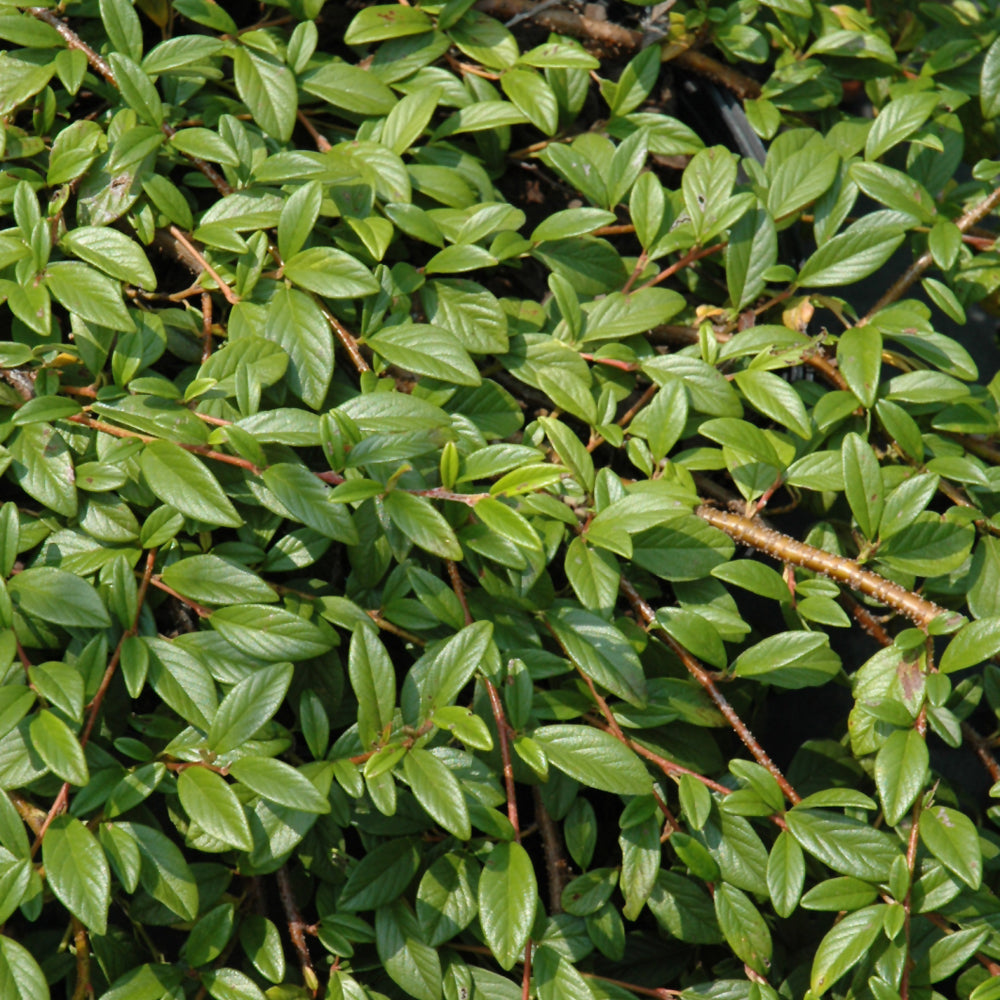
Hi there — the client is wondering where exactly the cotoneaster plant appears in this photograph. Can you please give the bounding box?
[3,2,1000,999]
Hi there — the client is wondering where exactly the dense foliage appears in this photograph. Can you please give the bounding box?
[5,0,1000,998]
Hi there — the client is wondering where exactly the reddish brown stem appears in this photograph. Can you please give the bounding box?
[620,576,800,804]
[485,677,520,838]
[168,226,238,305]
[637,242,725,292]
[320,305,370,374]
[149,577,212,619]
[297,110,332,152]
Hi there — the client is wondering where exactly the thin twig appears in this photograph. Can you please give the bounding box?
[318,303,370,374]
[862,178,1000,320]
[167,227,238,305]
[533,788,571,913]
[276,866,319,998]
[620,575,801,804]
[71,917,93,1000]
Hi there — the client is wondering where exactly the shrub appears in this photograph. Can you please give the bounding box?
[3,1,1000,998]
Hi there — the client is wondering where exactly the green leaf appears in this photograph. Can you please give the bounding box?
[108,53,163,126]
[800,876,880,911]
[29,710,88,785]
[233,47,296,142]
[938,617,1000,674]
[786,809,901,881]
[141,441,242,527]
[734,368,812,439]
[262,463,358,543]
[714,883,772,976]
[208,662,293,754]
[866,93,939,160]
[383,490,463,560]
[647,871,722,944]
[375,900,442,1000]
[919,804,982,889]
[0,936,49,1000]
[8,424,77,517]
[767,830,805,918]
[879,514,974,577]
[731,631,840,689]
[211,605,333,661]
[100,0,143,59]
[810,904,884,996]
[61,226,156,288]
[841,431,884,539]
[416,851,480,946]
[983,35,1000,120]
[240,914,285,983]
[797,212,905,287]
[545,606,646,707]
[349,628,395,748]
[262,286,334,410]
[10,567,109,629]
[0,52,54,114]
[837,325,882,408]
[501,68,558,135]
[42,816,110,934]
[727,207,777,309]
[368,323,481,386]
[403,748,471,839]
[564,537,619,614]
[340,839,421,911]
[421,279,509,355]
[45,261,134,332]
[177,765,253,851]
[875,728,928,825]
[531,208,617,243]
[345,5,433,44]
[301,62,398,117]
[283,247,379,299]
[478,841,536,970]
[532,725,651,795]
[161,555,276,606]
[534,945,594,1000]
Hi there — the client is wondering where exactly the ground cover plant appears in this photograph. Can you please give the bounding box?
[6,0,1000,997]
